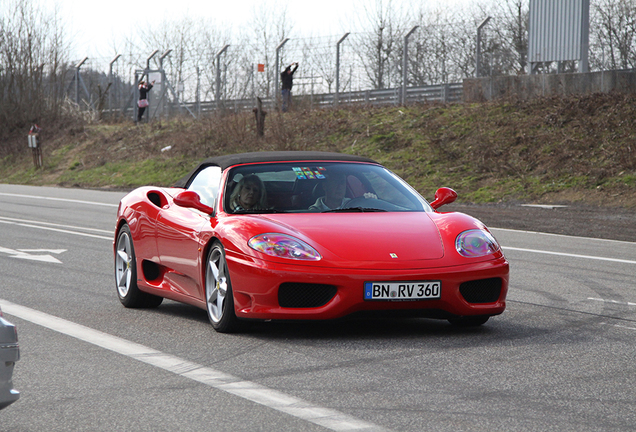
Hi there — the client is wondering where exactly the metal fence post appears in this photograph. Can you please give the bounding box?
[216,45,229,111]
[74,57,87,106]
[402,26,419,105]
[133,71,139,122]
[476,17,491,78]
[108,55,121,115]
[579,0,590,73]
[159,49,172,118]
[335,33,350,107]
[146,49,159,73]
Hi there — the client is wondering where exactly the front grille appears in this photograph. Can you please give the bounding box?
[459,278,502,304]
[278,283,337,308]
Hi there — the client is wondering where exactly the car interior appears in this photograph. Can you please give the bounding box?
[220,162,427,213]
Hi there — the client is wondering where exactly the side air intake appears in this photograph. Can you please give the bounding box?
[459,278,502,304]
[278,283,337,308]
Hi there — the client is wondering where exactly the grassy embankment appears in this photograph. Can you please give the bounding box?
[1,92,635,207]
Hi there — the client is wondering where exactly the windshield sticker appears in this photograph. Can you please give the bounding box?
[292,167,327,180]
[302,167,316,179]
[292,167,306,179]
[314,167,326,179]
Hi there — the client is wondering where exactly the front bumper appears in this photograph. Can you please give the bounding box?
[227,253,509,321]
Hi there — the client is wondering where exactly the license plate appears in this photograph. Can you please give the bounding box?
[364,281,441,300]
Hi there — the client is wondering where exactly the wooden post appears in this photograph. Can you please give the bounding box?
[96,82,112,120]
[253,97,267,137]
[33,145,42,168]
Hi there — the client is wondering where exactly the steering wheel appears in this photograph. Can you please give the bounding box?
[343,196,372,208]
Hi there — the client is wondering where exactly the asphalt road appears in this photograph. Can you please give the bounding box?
[1,184,635,431]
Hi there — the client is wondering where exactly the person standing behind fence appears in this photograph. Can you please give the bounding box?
[137,80,155,122]
[280,62,298,112]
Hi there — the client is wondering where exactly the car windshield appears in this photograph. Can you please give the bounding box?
[223,162,432,214]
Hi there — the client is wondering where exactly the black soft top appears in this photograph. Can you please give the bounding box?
[174,151,378,188]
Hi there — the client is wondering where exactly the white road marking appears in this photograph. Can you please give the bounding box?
[587,298,636,307]
[0,216,112,234]
[0,246,64,263]
[17,249,66,254]
[0,299,386,432]
[601,323,636,331]
[502,246,636,265]
[0,192,118,207]
[492,227,636,245]
[0,218,112,240]
[520,204,569,209]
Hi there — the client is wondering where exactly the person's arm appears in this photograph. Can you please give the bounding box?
[291,63,299,74]
[308,197,325,211]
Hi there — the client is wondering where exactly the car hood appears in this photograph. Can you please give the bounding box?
[259,212,445,262]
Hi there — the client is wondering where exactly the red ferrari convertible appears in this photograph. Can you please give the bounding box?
[114,151,509,332]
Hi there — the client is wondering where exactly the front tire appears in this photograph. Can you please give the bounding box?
[205,242,240,333]
[115,224,163,308]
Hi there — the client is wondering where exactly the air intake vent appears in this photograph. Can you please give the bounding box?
[459,278,502,304]
[278,283,337,308]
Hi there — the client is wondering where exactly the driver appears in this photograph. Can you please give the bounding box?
[309,171,350,211]
[229,174,268,211]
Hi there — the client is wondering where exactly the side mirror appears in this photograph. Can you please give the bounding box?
[429,187,457,210]
[174,190,214,214]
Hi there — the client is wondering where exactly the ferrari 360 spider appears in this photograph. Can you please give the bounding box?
[114,151,509,332]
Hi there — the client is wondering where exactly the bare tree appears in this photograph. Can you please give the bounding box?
[408,5,486,85]
[137,17,198,101]
[446,12,481,79]
[591,0,636,70]
[303,36,337,93]
[412,8,456,85]
[352,0,410,89]
[0,0,71,151]
[245,1,293,99]
[486,0,529,75]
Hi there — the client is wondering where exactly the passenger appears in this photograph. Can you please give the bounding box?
[309,171,350,211]
[229,174,268,211]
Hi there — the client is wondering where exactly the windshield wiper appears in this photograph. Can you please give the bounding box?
[322,207,387,213]
[233,208,285,214]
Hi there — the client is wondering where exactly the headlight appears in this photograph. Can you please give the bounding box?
[248,233,321,261]
[455,229,500,258]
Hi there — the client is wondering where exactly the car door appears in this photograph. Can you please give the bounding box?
[156,203,208,300]
[155,166,223,300]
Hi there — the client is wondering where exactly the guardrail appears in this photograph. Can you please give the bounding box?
[114,82,463,118]
[200,83,463,113]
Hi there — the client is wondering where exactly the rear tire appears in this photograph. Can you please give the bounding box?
[205,242,240,333]
[115,224,163,308]
[448,315,490,327]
